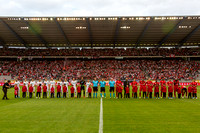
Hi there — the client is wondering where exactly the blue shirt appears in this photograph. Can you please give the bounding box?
[93,80,98,87]
[99,81,106,87]
[109,81,115,87]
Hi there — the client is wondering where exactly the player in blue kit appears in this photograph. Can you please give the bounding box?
[99,78,106,98]
[92,78,99,98]
[109,78,115,98]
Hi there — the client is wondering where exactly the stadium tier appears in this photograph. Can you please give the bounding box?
[1,60,199,80]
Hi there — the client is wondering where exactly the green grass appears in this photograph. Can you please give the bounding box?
[0,86,200,133]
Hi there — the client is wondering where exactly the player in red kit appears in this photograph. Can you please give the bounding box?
[88,86,92,98]
[177,86,182,99]
[173,79,179,98]
[139,79,145,98]
[181,85,187,98]
[167,79,173,99]
[70,86,75,98]
[146,79,153,98]
[57,83,61,98]
[117,85,123,98]
[116,79,122,98]
[191,79,198,99]
[36,84,42,99]
[160,78,166,98]
[63,84,67,98]
[77,85,81,98]
[188,84,193,99]
[14,84,19,98]
[131,79,138,98]
[43,83,47,98]
[154,80,160,99]
[50,86,55,98]
[29,84,33,98]
[22,83,27,98]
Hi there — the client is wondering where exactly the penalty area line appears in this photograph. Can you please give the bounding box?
[99,98,103,133]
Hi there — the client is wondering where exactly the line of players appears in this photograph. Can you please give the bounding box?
[13,77,198,99]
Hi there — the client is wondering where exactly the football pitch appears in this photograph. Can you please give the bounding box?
[0,86,200,133]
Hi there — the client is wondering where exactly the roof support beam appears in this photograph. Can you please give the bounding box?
[24,20,49,48]
[54,18,71,47]
[178,24,200,47]
[113,18,121,48]
[0,18,29,48]
[86,18,93,48]
[158,18,185,47]
[135,17,152,47]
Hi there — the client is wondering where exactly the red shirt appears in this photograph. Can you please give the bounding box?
[177,87,181,94]
[51,87,54,93]
[29,86,33,92]
[191,82,197,88]
[88,87,92,93]
[162,86,166,92]
[173,80,179,87]
[143,86,147,92]
[37,86,41,92]
[160,80,166,87]
[57,85,61,92]
[43,85,47,92]
[14,86,18,91]
[22,86,27,92]
[118,87,123,93]
[188,86,193,93]
[146,81,153,92]
[77,86,81,93]
[125,87,129,94]
[63,86,67,93]
[154,82,159,92]
[70,87,74,93]
[140,80,146,87]
[116,80,122,87]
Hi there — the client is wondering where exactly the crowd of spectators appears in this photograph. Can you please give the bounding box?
[0,59,199,81]
[0,48,199,56]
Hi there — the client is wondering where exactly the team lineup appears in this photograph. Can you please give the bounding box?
[3,77,198,100]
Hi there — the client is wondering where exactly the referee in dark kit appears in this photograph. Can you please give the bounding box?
[2,80,12,100]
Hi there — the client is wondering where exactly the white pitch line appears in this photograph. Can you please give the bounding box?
[99,98,103,133]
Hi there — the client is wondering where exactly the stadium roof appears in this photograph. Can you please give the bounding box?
[0,16,200,48]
